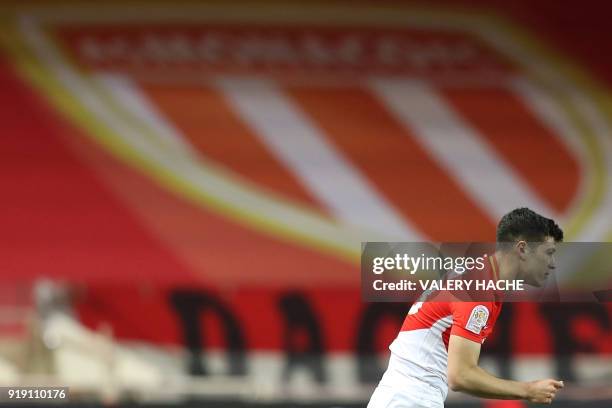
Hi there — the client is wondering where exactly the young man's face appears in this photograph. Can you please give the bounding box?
[521,236,557,287]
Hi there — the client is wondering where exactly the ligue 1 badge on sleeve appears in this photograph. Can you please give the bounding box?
[466,305,489,334]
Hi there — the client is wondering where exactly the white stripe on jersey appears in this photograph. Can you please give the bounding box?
[386,315,453,400]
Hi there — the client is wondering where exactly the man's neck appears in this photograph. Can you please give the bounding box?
[494,250,519,281]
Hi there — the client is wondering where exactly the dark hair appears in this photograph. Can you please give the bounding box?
[496,207,563,243]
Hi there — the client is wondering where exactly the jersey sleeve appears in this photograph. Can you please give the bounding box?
[450,302,497,344]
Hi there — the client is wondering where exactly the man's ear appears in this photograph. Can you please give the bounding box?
[515,240,528,260]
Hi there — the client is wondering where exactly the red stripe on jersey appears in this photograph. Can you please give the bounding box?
[443,325,452,350]
[400,254,503,345]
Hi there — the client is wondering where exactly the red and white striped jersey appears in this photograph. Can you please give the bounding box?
[380,256,503,399]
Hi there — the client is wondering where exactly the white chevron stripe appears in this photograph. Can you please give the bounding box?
[217,77,422,240]
[508,78,588,216]
[371,78,557,222]
[94,73,198,158]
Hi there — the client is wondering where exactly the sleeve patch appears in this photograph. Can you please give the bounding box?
[465,305,489,334]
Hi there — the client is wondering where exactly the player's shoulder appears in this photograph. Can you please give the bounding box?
[450,302,500,340]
